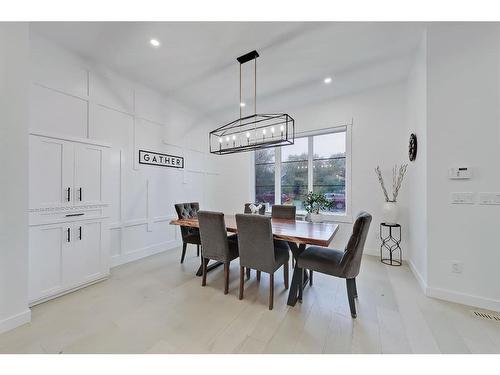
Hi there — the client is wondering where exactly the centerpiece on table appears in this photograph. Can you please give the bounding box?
[303,192,333,223]
[374,164,408,225]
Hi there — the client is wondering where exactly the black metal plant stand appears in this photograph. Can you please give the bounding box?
[380,223,402,266]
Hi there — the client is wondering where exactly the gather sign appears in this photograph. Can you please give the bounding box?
[138,150,184,169]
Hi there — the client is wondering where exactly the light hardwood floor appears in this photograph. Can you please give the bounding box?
[1,247,499,354]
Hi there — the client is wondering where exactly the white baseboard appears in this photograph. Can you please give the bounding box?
[427,286,500,313]
[110,239,181,268]
[406,258,500,312]
[407,258,428,293]
[0,309,31,335]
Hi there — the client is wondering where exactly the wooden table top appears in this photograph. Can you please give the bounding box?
[170,215,339,247]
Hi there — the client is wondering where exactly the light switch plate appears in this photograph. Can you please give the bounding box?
[479,192,500,205]
[451,192,475,204]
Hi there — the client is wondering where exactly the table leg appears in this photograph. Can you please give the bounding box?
[287,243,307,306]
[196,260,224,276]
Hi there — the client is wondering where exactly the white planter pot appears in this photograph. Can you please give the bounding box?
[310,213,323,223]
[382,201,398,225]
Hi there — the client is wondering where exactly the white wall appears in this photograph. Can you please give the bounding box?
[406,31,428,287]
[0,23,31,334]
[29,35,222,267]
[425,23,500,311]
[218,82,410,256]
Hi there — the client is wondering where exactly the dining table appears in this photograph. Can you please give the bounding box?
[169,214,339,306]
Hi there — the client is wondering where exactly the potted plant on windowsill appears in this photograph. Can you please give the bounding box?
[303,192,333,223]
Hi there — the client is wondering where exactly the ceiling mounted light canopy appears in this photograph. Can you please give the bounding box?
[209,50,295,155]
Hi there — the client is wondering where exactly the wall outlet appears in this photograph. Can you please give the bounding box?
[451,261,463,274]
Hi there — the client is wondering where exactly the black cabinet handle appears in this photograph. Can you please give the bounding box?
[67,228,71,242]
[65,213,84,217]
[67,187,71,202]
[78,188,82,202]
[78,226,82,240]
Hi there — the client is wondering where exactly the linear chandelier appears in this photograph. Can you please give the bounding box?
[209,50,295,155]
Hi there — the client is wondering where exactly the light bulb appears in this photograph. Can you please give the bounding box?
[263,129,266,135]
[246,132,250,138]
[271,127,275,134]
[280,125,284,131]
[232,135,236,140]
[226,136,230,142]
[219,138,222,143]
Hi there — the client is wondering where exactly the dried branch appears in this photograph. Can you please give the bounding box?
[375,166,390,202]
[392,163,408,201]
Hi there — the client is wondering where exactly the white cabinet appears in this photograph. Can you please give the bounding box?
[29,133,109,209]
[29,220,109,304]
[29,136,74,208]
[28,132,111,305]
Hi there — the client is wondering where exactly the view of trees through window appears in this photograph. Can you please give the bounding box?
[254,148,275,206]
[255,130,347,214]
[313,132,346,213]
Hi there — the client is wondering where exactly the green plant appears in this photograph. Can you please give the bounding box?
[303,191,333,214]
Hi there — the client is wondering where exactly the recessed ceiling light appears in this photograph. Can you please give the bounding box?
[150,39,160,47]
[324,77,332,84]
[240,102,246,107]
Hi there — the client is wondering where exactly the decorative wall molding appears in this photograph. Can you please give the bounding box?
[110,239,181,268]
[29,203,109,213]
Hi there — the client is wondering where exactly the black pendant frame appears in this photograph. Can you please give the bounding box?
[209,50,295,155]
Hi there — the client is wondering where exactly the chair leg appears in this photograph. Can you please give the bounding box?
[346,278,357,318]
[269,273,274,310]
[353,278,358,298]
[309,270,313,286]
[239,266,244,300]
[246,268,251,280]
[256,270,261,281]
[283,260,289,289]
[180,243,187,263]
[202,257,208,287]
[224,262,230,295]
[197,244,200,257]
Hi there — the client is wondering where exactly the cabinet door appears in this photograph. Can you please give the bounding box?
[29,136,74,208]
[74,144,105,205]
[63,221,105,288]
[29,224,70,302]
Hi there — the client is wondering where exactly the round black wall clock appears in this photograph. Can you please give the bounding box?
[408,133,417,161]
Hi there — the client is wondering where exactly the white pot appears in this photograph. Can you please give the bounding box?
[310,213,323,223]
[382,201,398,225]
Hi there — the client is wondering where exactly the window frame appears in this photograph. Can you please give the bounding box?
[252,123,352,223]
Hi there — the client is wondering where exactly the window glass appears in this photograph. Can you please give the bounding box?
[254,148,275,206]
[313,132,346,214]
[280,137,308,210]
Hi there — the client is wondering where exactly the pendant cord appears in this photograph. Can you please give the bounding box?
[254,58,257,115]
[239,63,242,121]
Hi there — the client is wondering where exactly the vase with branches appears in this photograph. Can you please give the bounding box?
[375,164,408,224]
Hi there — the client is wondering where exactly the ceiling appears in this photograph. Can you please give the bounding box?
[30,22,425,121]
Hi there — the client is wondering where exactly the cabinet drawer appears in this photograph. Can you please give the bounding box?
[29,207,108,226]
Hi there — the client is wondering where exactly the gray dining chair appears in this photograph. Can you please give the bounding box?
[174,202,201,263]
[244,203,266,215]
[271,204,296,268]
[197,211,239,294]
[296,211,372,318]
[271,205,296,219]
[235,214,289,310]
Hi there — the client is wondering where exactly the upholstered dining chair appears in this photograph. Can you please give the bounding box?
[271,204,296,219]
[244,203,266,215]
[235,214,289,310]
[198,211,239,294]
[296,211,372,318]
[174,202,201,263]
[271,204,296,268]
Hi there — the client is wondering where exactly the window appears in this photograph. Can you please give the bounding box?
[313,132,346,214]
[280,137,308,210]
[254,148,275,206]
[253,126,350,219]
